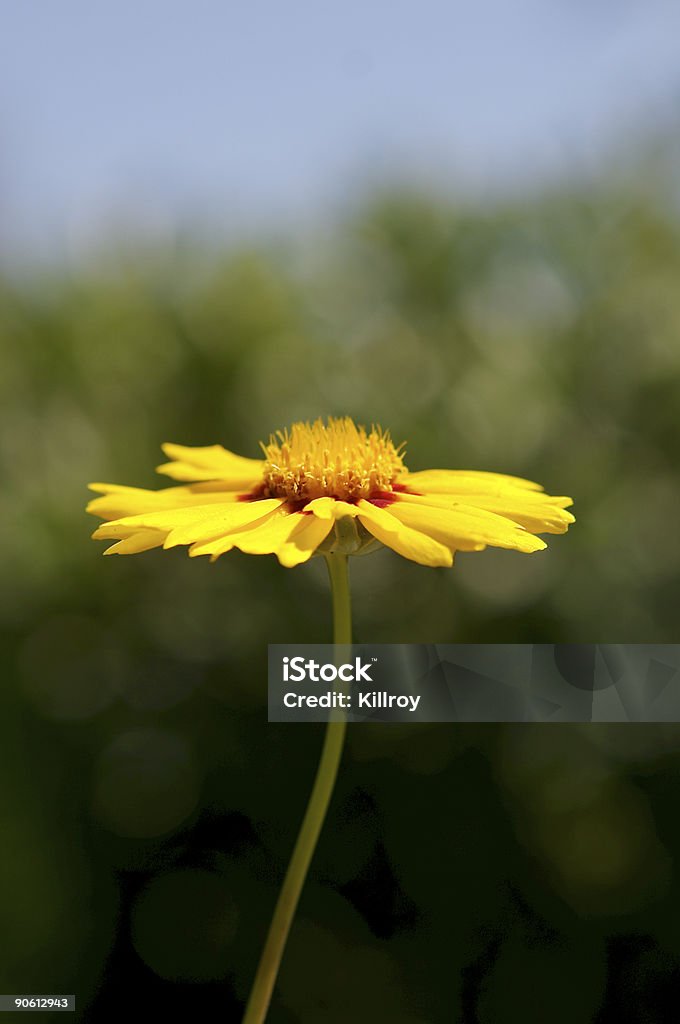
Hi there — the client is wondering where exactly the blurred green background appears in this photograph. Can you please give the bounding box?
[2,169,680,1022]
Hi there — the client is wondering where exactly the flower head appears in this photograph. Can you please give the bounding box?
[87,416,574,568]
[261,419,405,502]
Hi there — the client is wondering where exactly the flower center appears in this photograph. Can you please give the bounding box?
[260,417,406,501]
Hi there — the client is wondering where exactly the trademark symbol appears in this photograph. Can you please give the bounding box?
[372,657,378,662]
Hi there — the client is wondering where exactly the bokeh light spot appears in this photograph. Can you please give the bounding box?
[92,727,199,838]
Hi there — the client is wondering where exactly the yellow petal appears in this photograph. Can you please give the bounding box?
[92,522,147,541]
[304,497,361,521]
[355,500,453,567]
[92,499,281,545]
[399,469,544,494]
[188,503,311,561]
[102,530,166,555]
[396,490,575,534]
[87,482,244,520]
[156,442,264,485]
[277,514,334,567]
[163,500,283,548]
[389,499,547,553]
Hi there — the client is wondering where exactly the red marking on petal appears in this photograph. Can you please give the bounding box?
[367,492,399,508]
[239,484,267,502]
[393,482,422,495]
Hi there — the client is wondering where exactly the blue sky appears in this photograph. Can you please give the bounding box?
[2,0,680,260]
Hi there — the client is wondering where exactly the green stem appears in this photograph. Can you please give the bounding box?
[325,550,352,649]
[242,553,351,1024]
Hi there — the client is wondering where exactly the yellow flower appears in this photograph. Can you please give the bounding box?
[87,417,574,568]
